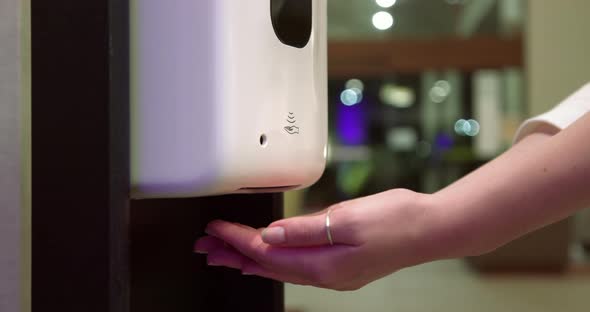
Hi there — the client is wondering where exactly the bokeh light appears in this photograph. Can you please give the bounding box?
[466,119,481,136]
[380,84,415,108]
[435,80,452,94]
[386,127,418,151]
[340,88,363,106]
[372,11,394,30]
[345,78,365,92]
[376,0,397,8]
[429,80,452,103]
[455,119,468,135]
[455,119,481,136]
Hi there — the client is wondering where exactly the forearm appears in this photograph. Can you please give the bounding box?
[426,112,590,259]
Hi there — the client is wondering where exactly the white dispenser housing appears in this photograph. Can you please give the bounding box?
[131,0,327,198]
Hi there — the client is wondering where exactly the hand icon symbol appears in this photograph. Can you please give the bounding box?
[284,126,300,134]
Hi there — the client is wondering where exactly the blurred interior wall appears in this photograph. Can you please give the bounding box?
[527,0,590,114]
[527,0,590,247]
[0,0,26,311]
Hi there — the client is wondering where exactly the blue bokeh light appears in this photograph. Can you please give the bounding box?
[340,88,363,106]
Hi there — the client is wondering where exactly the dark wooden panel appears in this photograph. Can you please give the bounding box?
[31,0,120,311]
[328,36,523,77]
[109,0,131,310]
[130,194,284,312]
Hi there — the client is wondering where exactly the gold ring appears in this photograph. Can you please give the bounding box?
[325,207,334,245]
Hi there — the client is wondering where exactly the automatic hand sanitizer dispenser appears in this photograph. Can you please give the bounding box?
[130,0,327,198]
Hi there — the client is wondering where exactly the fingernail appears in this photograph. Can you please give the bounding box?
[262,227,286,244]
[193,238,208,254]
[242,271,254,276]
[205,220,222,235]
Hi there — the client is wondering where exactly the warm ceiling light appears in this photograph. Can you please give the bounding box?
[372,11,394,30]
[376,0,397,9]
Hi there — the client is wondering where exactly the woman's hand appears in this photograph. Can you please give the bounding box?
[194,189,442,291]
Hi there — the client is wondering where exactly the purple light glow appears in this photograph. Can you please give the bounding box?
[434,132,454,151]
[336,99,367,145]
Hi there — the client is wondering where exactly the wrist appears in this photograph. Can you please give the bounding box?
[395,191,463,266]
[415,191,475,262]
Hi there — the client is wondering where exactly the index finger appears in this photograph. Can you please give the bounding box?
[204,220,355,279]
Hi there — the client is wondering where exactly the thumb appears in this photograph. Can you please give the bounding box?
[262,207,341,247]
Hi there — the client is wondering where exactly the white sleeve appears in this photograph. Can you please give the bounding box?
[514,82,590,143]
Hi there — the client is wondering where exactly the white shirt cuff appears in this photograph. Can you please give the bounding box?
[513,82,590,143]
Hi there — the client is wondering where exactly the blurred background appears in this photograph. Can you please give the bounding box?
[285,0,590,311]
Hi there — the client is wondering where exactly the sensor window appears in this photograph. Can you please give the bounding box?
[271,0,312,48]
